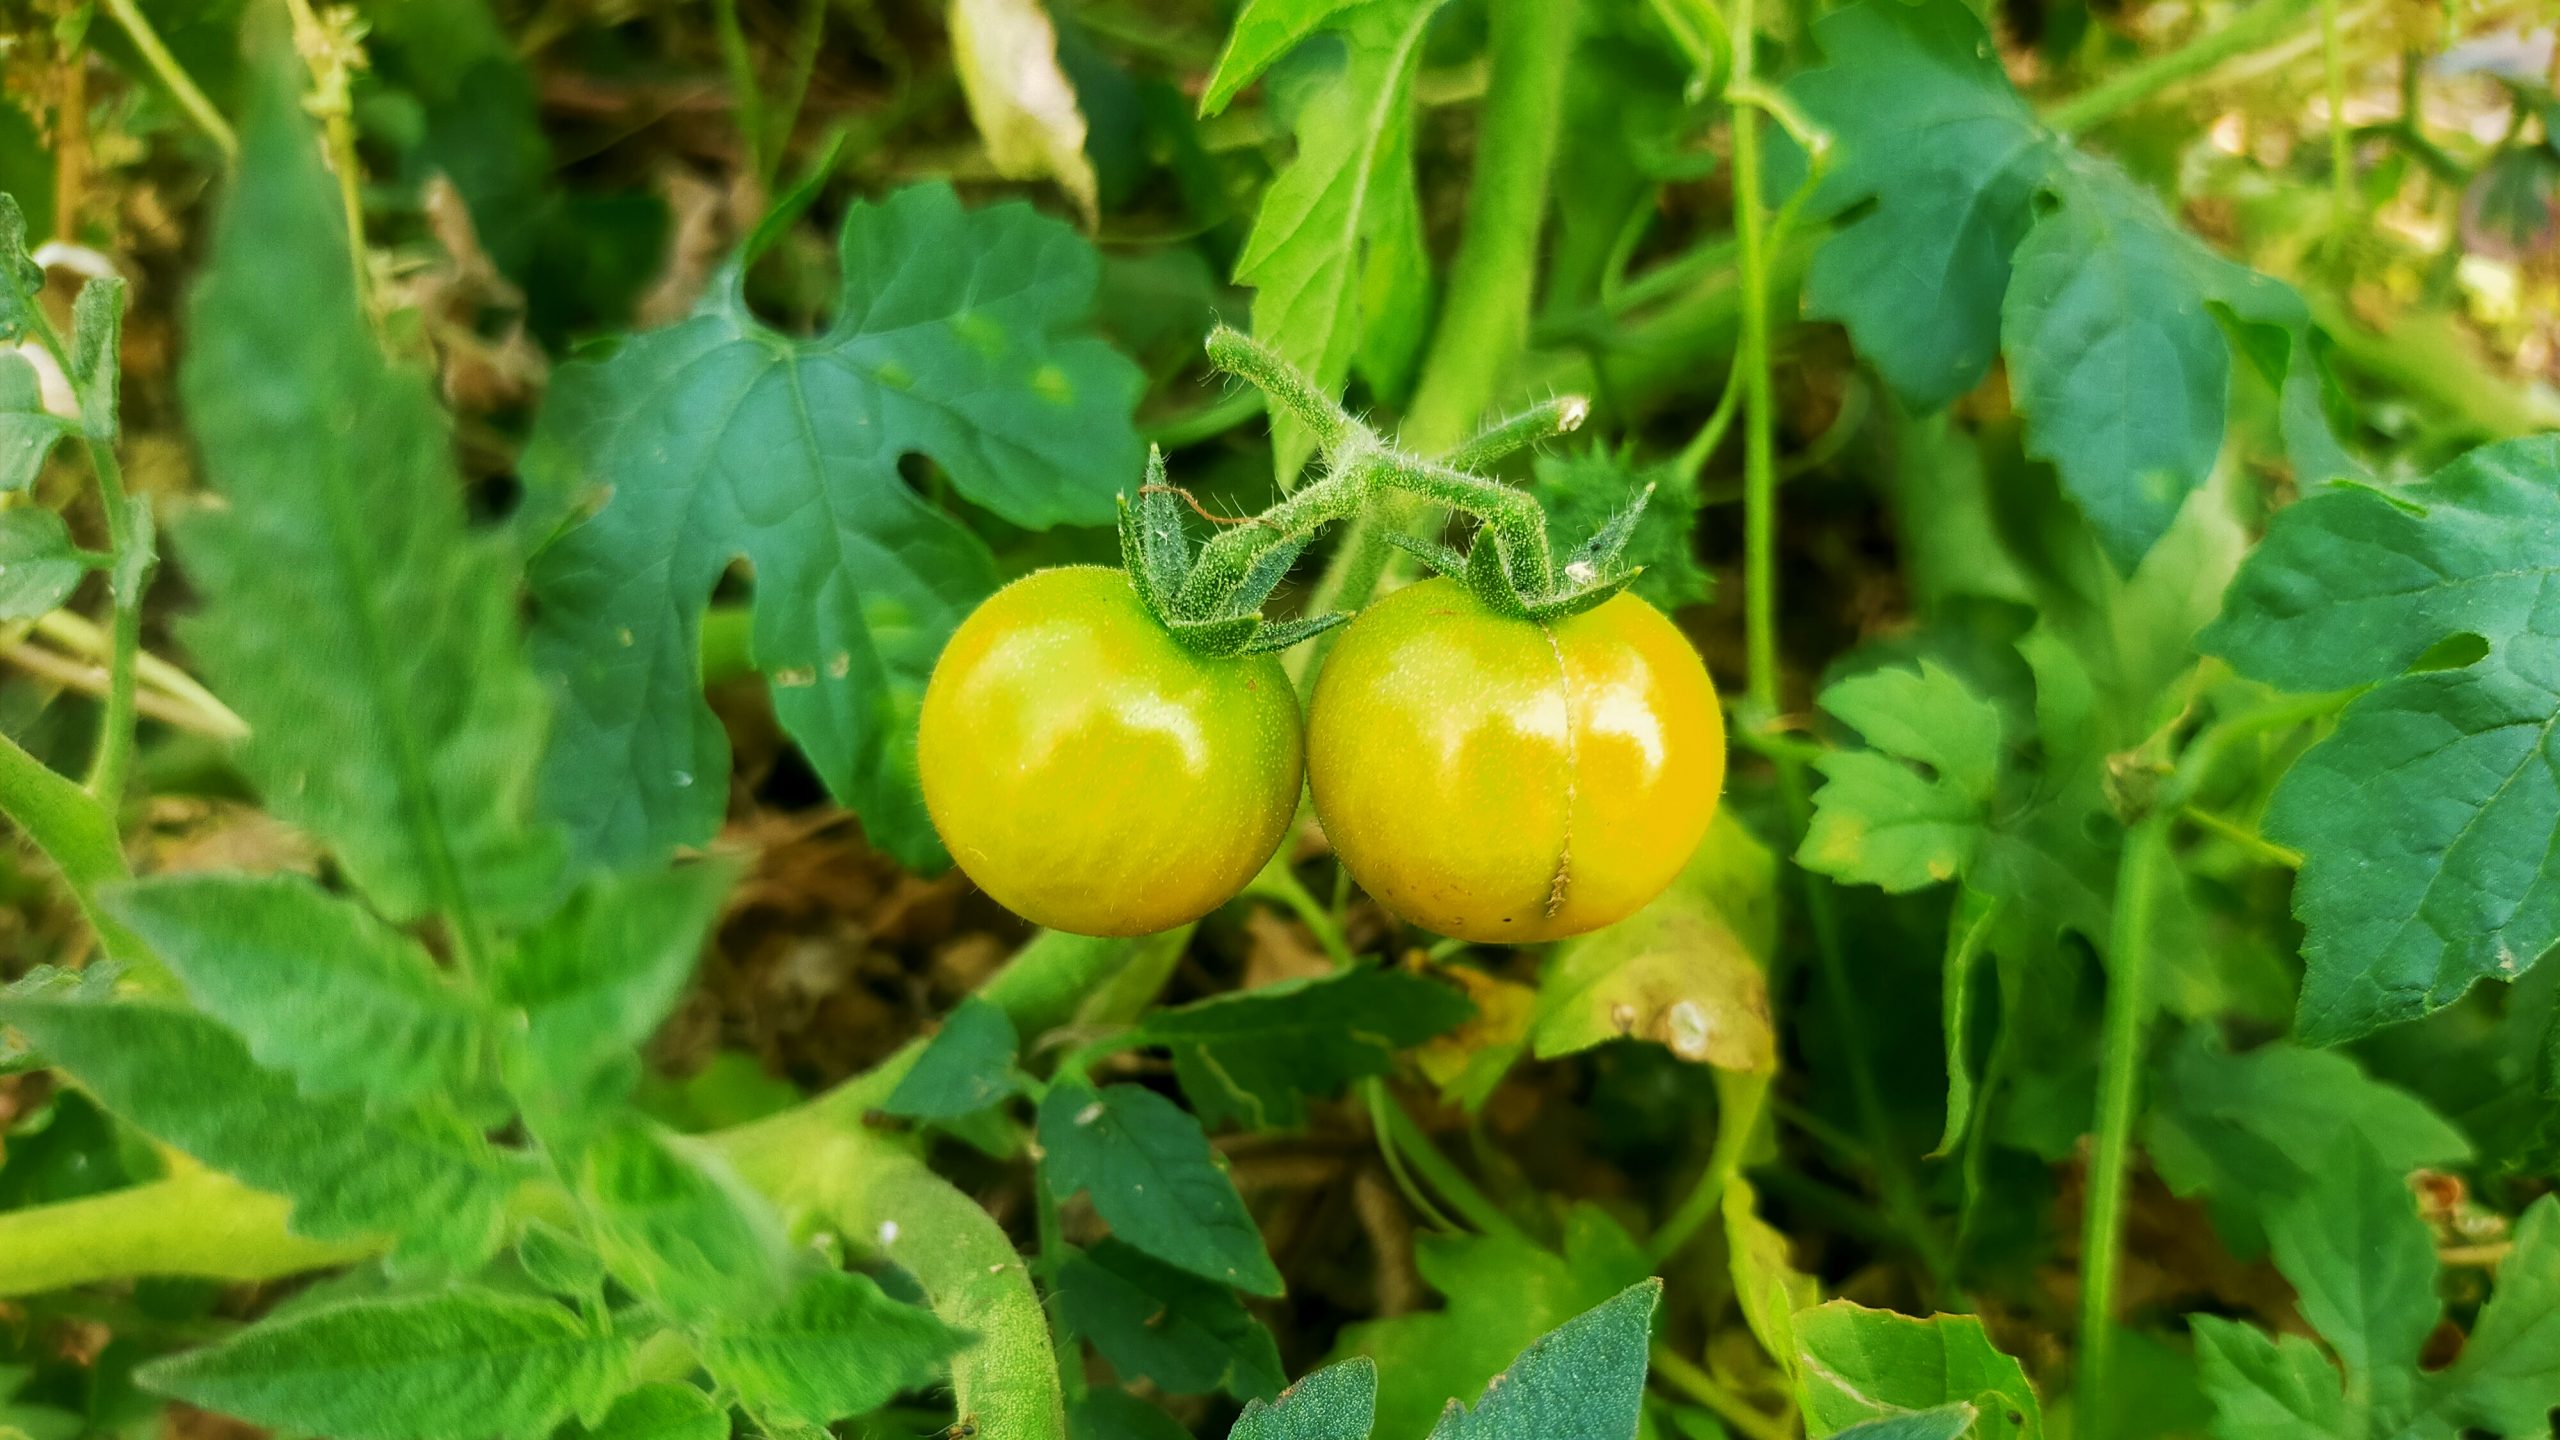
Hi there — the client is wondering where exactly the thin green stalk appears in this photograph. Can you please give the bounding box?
[1365,1077,1464,1234]
[99,0,239,158]
[1646,1070,1769,1265]
[2076,811,2171,1429]
[764,0,828,187]
[1729,3,1776,715]
[2321,0,2355,222]
[1143,388,1265,450]
[0,725,144,964]
[2045,0,2323,136]
[1295,0,1583,662]
[1648,1344,1793,1440]
[1370,1084,1528,1243]
[79,438,141,810]
[711,0,771,179]
[1030,1159,1086,1404]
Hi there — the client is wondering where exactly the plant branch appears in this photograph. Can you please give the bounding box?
[2076,809,2171,1423]
[2045,0,2323,136]
[99,0,240,159]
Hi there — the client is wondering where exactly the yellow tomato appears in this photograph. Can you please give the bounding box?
[918,566,1304,937]
[1306,578,1724,942]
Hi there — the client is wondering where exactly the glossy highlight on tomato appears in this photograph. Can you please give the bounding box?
[919,566,1304,937]
[1306,577,1725,942]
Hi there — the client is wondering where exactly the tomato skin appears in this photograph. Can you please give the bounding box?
[919,566,1304,937]
[1306,578,1725,942]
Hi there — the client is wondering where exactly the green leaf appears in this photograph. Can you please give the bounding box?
[1339,1206,1651,1440]
[2436,1194,2560,1433]
[107,873,483,1108]
[1530,452,1711,614]
[2260,1139,2438,1423]
[1724,1178,1817,1379]
[1059,1239,1285,1400]
[2202,435,2560,1041]
[1200,0,1366,114]
[1536,812,1777,1071]
[1423,1280,1658,1440]
[1793,0,2050,410]
[1830,1408,1981,1440]
[1229,1357,1377,1440]
[0,353,74,492]
[696,1267,967,1427]
[1038,1081,1283,1295]
[176,35,558,928]
[0,193,42,342]
[67,275,120,443]
[0,506,86,619]
[572,1382,727,1440]
[0,996,524,1264]
[1233,0,1445,481]
[1792,1302,2042,1440]
[1801,662,2005,891]
[578,1119,790,1320]
[516,1220,608,1299]
[883,995,1023,1120]
[1079,1387,1200,1440]
[2190,1317,2350,1440]
[2144,1031,2471,1254]
[494,862,733,1117]
[525,182,1142,874]
[140,1289,632,1440]
[2002,154,2307,572]
[1139,969,1471,1130]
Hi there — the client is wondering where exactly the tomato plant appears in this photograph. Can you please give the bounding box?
[1307,578,1725,942]
[3,1,2560,1439]
[920,565,1304,937]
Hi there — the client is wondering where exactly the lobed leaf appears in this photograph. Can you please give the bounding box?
[1800,662,2006,892]
[176,36,559,929]
[1233,0,1446,481]
[108,873,484,1109]
[2203,434,2560,1041]
[0,506,88,619]
[140,1289,632,1440]
[696,1266,968,1427]
[0,996,525,1265]
[577,1119,791,1320]
[525,182,1141,873]
[2190,1318,2350,1440]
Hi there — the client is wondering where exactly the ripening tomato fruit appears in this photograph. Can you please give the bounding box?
[1306,577,1724,942]
[918,566,1304,937]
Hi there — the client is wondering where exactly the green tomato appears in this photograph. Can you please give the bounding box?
[1306,577,1725,942]
[918,566,1304,937]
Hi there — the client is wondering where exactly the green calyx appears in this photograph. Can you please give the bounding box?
[1117,327,1637,656]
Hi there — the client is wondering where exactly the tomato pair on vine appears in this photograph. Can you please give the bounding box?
[916,328,1726,942]
[917,567,1725,941]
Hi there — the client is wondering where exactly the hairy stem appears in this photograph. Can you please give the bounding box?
[1295,0,1583,665]
[79,438,141,810]
[0,1165,366,1294]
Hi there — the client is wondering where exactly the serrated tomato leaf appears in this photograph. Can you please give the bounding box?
[176,36,559,928]
[0,996,526,1266]
[1423,1280,1658,1440]
[571,1382,727,1440]
[1801,662,2005,892]
[1039,1081,1283,1295]
[578,1119,791,1320]
[1233,0,1445,481]
[2204,435,2560,1041]
[525,182,1141,873]
[1229,1358,1377,1440]
[106,873,484,1109]
[696,1267,967,1426]
[1138,968,1471,1130]
[0,505,84,618]
[140,1289,632,1440]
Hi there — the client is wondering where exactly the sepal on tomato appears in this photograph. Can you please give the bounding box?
[1114,446,1344,659]
[1392,483,1652,625]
